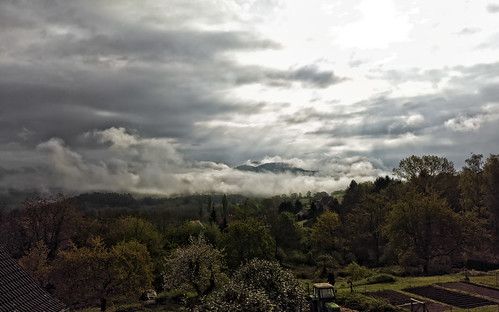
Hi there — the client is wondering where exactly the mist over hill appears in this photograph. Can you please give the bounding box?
[235,162,317,175]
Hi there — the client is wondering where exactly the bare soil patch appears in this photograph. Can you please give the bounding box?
[404,285,496,309]
[437,282,499,301]
[365,290,449,312]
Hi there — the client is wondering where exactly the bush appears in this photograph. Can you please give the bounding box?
[366,274,396,284]
[346,262,372,281]
[168,289,189,304]
[201,259,306,312]
[337,292,396,312]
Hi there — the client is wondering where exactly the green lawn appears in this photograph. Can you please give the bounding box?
[321,269,499,293]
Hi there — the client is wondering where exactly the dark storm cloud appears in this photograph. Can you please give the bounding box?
[0,0,343,156]
[30,28,279,64]
[0,0,283,150]
[1,0,498,195]
[0,62,236,145]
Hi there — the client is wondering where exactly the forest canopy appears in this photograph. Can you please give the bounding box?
[0,154,498,311]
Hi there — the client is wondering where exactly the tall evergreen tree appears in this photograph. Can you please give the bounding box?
[207,195,212,213]
[222,194,228,218]
[209,207,217,224]
[198,197,204,221]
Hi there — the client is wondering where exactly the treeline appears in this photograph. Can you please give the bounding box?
[0,154,498,311]
[336,154,498,273]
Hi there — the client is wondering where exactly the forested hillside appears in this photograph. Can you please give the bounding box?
[0,154,498,311]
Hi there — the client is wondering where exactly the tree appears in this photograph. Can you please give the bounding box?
[269,212,305,259]
[310,201,318,217]
[198,197,204,221]
[373,175,400,193]
[18,240,51,289]
[278,201,295,214]
[202,281,274,312]
[222,194,228,218]
[233,199,263,220]
[294,199,303,212]
[309,211,342,257]
[207,195,213,213]
[202,259,306,312]
[222,218,275,269]
[383,188,461,273]
[459,154,484,214]
[209,206,218,224]
[163,234,225,297]
[339,180,372,219]
[107,216,163,258]
[106,216,164,290]
[482,154,499,236]
[346,261,371,281]
[50,238,153,311]
[457,209,491,259]
[345,193,390,266]
[393,155,455,181]
[19,195,83,258]
[164,221,220,251]
[0,207,29,258]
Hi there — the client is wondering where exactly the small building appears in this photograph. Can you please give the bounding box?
[0,245,68,312]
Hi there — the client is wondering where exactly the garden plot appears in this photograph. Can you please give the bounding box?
[437,282,499,301]
[365,290,449,312]
[404,285,497,309]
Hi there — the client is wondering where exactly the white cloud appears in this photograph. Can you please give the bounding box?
[0,128,391,196]
[445,103,499,132]
[36,138,140,192]
[335,0,413,49]
[91,127,138,148]
[445,115,483,132]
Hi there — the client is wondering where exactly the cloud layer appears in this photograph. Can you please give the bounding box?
[1,0,499,196]
[0,127,387,196]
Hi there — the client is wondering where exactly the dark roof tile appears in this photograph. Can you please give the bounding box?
[0,245,67,312]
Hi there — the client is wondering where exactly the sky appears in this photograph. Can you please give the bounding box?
[1,0,499,197]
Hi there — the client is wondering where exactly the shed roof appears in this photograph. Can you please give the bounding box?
[0,245,67,312]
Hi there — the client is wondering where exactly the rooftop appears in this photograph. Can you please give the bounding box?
[0,245,67,312]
